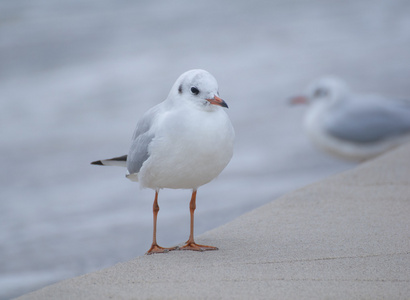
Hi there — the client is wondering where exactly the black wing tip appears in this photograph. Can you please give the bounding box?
[91,155,127,166]
[113,155,127,161]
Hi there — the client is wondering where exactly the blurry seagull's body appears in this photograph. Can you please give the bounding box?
[292,77,410,161]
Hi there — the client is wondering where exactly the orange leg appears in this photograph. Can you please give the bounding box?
[180,189,218,251]
[146,190,178,255]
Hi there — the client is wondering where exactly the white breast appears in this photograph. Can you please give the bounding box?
[139,107,234,189]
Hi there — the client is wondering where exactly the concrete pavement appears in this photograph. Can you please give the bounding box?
[17,143,410,299]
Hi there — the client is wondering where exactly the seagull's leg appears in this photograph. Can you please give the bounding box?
[146,190,178,255]
[180,189,218,251]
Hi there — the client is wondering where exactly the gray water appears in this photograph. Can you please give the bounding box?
[1,0,410,299]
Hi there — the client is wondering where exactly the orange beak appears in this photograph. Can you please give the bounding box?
[289,95,308,105]
[206,95,229,108]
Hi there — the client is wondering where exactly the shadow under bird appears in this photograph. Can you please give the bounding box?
[290,77,410,161]
[91,69,235,254]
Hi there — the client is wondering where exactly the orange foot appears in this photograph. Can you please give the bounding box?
[180,242,218,252]
[146,244,178,255]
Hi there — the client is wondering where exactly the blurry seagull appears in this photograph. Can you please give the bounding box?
[91,69,235,254]
[291,77,410,161]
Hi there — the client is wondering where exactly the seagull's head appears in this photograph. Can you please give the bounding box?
[307,77,350,104]
[170,69,228,110]
[290,76,350,106]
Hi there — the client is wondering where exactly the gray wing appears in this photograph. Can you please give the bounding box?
[325,97,410,143]
[126,105,159,174]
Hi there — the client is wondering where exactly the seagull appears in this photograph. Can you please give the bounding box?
[291,77,410,161]
[91,69,235,254]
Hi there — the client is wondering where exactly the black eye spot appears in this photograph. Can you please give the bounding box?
[178,84,183,94]
[190,87,200,95]
[314,88,328,98]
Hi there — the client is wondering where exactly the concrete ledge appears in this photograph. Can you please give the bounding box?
[18,143,410,299]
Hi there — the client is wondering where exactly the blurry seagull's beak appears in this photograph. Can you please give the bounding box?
[289,95,308,105]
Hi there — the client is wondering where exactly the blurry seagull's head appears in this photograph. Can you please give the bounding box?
[307,76,350,105]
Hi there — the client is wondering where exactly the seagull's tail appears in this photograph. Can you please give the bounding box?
[91,155,127,167]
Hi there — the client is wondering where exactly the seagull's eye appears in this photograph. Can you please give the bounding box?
[190,87,200,95]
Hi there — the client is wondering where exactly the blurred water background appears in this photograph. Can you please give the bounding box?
[1,0,410,298]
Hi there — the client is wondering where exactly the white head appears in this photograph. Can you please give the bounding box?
[306,76,350,105]
[168,69,228,110]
